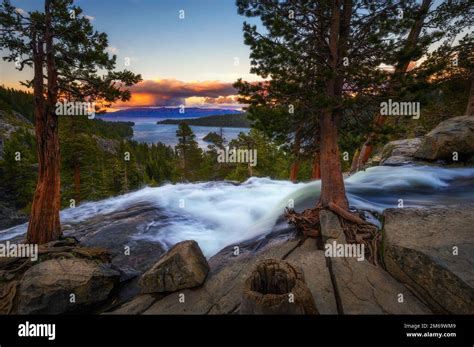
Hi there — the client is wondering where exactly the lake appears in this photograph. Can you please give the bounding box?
[98,116,250,148]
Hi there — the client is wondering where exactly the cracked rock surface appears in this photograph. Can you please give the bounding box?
[383,206,474,314]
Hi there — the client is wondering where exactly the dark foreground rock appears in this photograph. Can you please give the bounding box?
[383,206,474,314]
[139,240,209,293]
[18,258,120,314]
[0,238,127,314]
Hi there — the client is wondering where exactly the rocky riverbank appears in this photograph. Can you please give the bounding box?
[1,203,472,315]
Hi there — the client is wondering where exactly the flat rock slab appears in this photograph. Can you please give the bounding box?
[105,294,162,315]
[383,207,474,314]
[331,257,431,314]
[286,239,338,314]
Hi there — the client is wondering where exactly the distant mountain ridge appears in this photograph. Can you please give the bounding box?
[100,107,242,119]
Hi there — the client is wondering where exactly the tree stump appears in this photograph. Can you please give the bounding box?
[240,259,318,314]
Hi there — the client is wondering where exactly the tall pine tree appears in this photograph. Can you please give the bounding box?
[0,0,142,243]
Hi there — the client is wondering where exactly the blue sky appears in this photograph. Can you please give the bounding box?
[1,0,259,108]
[1,0,465,109]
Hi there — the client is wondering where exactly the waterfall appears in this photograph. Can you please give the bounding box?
[1,165,474,257]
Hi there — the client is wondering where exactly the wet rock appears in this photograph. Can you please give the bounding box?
[383,207,474,314]
[64,202,167,273]
[17,258,120,314]
[139,240,209,293]
[414,116,474,162]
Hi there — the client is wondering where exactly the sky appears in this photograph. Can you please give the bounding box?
[0,0,261,110]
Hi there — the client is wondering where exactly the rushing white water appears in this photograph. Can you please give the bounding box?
[1,165,474,257]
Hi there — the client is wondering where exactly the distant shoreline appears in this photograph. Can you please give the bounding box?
[157,113,251,128]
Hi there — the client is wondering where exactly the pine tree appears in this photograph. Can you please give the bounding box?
[235,0,412,219]
[175,122,203,181]
[0,0,142,243]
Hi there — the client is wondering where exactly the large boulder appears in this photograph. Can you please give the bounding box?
[17,258,120,314]
[380,138,422,166]
[139,240,209,293]
[383,207,474,314]
[414,116,474,162]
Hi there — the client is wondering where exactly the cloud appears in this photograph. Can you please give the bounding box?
[15,8,27,16]
[118,79,239,107]
[84,15,95,21]
[106,46,119,55]
[202,96,239,104]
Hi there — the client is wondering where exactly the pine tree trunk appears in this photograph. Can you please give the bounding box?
[350,148,360,173]
[317,0,349,210]
[27,110,62,244]
[74,159,81,203]
[318,111,349,209]
[26,0,62,244]
[356,141,373,170]
[289,161,300,182]
[289,127,302,182]
[466,78,474,116]
[311,150,321,180]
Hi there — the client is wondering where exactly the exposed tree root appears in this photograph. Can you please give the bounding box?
[285,203,381,265]
[285,206,323,238]
[328,202,365,225]
[339,218,380,266]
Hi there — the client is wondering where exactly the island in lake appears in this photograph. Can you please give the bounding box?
[157,113,252,128]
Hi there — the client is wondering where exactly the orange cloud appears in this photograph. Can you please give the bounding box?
[113,78,239,108]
